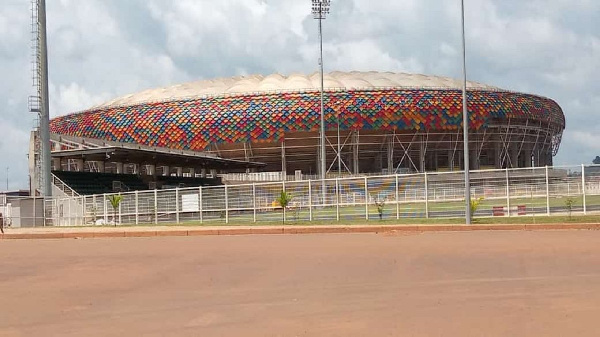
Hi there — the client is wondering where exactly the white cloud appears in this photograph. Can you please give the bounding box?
[0,0,599,189]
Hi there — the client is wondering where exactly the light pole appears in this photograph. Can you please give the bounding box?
[312,0,330,181]
[461,0,471,224]
[337,109,341,175]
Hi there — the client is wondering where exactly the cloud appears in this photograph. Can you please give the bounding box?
[0,0,599,190]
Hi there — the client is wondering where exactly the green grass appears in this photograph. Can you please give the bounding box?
[78,213,600,229]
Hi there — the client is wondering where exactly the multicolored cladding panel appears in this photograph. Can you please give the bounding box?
[50,89,564,152]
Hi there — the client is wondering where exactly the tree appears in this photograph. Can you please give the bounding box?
[593,156,600,165]
[276,190,292,224]
[107,194,123,226]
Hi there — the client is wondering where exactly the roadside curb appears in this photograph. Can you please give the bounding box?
[1,223,599,240]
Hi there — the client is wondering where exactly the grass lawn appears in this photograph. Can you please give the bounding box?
[82,214,600,228]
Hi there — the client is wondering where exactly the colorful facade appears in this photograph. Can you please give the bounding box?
[50,89,564,153]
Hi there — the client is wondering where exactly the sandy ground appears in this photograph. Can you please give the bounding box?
[1,230,599,336]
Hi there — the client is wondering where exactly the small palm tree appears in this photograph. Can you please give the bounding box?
[276,190,292,224]
[374,197,386,220]
[107,194,123,226]
[470,197,484,222]
[564,198,574,220]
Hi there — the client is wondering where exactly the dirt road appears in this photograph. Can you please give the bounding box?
[1,230,599,336]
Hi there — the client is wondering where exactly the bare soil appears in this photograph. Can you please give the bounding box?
[1,230,600,336]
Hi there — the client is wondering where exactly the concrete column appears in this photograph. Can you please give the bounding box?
[163,166,170,176]
[201,168,207,178]
[115,162,124,174]
[419,138,425,172]
[448,149,454,171]
[523,145,533,168]
[387,135,394,174]
[352,131,359,174]
[131,163,140,174]
[509,143,519,168]
[74,159,84,172]
[176,167,183,177]
[210,169,217,178]
[51,158,60,170]
[494,139,502,169]
[146,164,155,176]
[189,168,196,177]
[545,150,553,166]
[471,148,479,170]
[281,141,287,177]
[316,145,321,177]
[96,161,105,173]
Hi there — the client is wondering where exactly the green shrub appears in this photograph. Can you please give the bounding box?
[277,191,293,224]
[470,197,484,221]
[107,194,123,226]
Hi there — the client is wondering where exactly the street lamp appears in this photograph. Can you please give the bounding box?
[337,108,341,175]
[460,0,471,224]
[312,0,330,182]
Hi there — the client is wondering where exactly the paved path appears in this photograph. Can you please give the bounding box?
[2,222,600,240]
[1,231,600,336]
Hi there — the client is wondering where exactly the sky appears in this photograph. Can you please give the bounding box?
[0,0,598,191]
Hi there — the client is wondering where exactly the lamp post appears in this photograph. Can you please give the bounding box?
[337,109,341,175]
[312,0,330,181]
[39,0,51,197]
[312,0,330,204]
[461,0,471,224]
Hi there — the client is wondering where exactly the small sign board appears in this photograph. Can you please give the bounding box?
[181,194,199,212]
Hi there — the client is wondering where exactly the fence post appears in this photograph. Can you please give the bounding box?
[82,196,86,225]
[395,175,400,219]
[198,186,203,224]
[154,189,158,225]
[225,185,229,224]
[252,183,256,223]
[545,166,550,216]
[92,194,97,224]
[505,168,510,216]
[103,193,108,224]
[582,164,587,215]
[135,191,139,225]
[424,172,429,219]
[335,178,340,221]
[308,180,313,221]
[68,197,72,226]
[175,188,180,224]
[282,180,286,223]
[364,176,369,220]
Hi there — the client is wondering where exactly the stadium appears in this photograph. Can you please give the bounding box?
[47,71,565,184]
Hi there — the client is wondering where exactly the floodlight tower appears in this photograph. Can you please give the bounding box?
[461,0,471,224]
[29,0,51,197]
[312,0,330,183]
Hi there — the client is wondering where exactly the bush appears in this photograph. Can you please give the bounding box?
[470,197,484,221]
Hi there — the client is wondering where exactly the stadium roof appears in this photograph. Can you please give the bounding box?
[93,71,501,109]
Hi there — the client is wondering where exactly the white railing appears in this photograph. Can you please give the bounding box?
[43,164,600,226]
[51,174,79,197]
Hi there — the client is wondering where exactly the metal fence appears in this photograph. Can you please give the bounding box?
[0,196,45,228]
[41,164,600,227]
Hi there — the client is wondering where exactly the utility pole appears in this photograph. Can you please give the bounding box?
[312,0,330,202]
[461,0,471,224]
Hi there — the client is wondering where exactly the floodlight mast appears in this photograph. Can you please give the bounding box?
[37,0,52,197]
[312,0,330,194]
[461,0,471,224]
